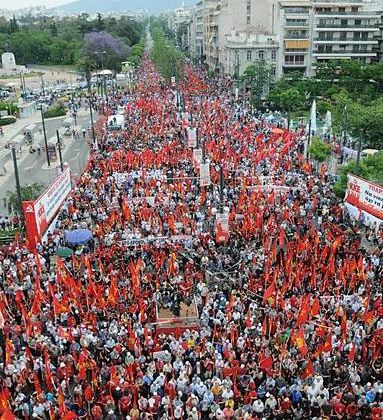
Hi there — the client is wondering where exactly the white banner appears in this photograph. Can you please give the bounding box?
[200,162,211,187]
[345,174,383,221]
[193,148,202,168]
[187,127,197,148]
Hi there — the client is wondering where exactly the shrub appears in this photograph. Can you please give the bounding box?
[0,116,16,126]
[43,104,67,119]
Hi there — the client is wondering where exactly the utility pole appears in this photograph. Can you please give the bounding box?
[11,146,22,219]
[86,71,97,145]
[40,107,50,167]
[356,129,363,168]
[341,105,347,164]
[40,73,45,96]
[56,130,64,172]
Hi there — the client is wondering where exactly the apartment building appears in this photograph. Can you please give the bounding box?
[278,0,313,77]
[312,0,380,68]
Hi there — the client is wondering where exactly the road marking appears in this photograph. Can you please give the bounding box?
[24,161,38,171]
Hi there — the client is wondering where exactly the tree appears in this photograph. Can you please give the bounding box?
[50,21,58,37]
[95,13,105,32]
[151,26,184,82]
[333,152,383,198]
[7,183,44,214]
[309,137,332,163]
[242,60,272,107]
[83,31,128,71]
[9,15,18,34]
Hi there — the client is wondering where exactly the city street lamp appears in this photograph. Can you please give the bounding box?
[11,146,22,218]
[56,130,64,172]
[40,107,50,167]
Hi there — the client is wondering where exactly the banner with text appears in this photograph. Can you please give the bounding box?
[345,174,383,221]
[23,166,72,250]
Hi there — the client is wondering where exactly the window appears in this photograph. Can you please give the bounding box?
[361,32,368,40]
[355,19,361,26]
[341,19,348,27]
[247,15,251,24]
[325,45,332,52]
[258,50,264,59]
[338,7,345,12]
[271,51,276,60]
[340,32,347,40]
[339,45,346,51]
[271,67,276,76]
[247,50,252,61]
[352,7,358,13]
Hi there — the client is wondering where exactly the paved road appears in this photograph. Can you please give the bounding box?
[0,111,94,215]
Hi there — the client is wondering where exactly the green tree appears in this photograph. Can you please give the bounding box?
[309,137,332,163]
[50,21,58,37]
[7,183,44,214]
[9,15,18,33]
[242,60,272,107]
[95,13,105,32]
[334,152,383,198]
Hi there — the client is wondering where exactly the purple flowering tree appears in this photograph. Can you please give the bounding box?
[83,31,128,71]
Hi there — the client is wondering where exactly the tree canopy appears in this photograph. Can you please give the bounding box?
[0,14,144,68]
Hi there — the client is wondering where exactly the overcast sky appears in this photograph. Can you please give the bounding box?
[0,0,70,9]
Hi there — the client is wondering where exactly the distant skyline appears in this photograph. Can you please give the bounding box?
[0,0,71,9]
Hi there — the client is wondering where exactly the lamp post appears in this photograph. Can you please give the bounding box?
[56,130,64,172]
[40,72,45,96]
[40,107,50,167]
[11,146,22,220]
[86,71,96,146]
[356,129,364,169]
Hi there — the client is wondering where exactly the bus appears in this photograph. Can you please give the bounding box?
[107,115,125,132]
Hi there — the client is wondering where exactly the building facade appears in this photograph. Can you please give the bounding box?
[186,0,382,79]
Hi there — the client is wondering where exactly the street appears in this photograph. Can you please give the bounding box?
[0,110,93,215]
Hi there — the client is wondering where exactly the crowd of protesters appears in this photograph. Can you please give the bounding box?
[0,51,382,420]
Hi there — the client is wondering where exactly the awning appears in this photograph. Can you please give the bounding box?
[285,40,310,49]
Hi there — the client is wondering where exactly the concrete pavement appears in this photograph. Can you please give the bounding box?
[0,108,94,215]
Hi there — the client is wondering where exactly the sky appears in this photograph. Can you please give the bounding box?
[0,0,71,9]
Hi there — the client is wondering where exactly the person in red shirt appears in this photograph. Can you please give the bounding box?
[333,401,346,418]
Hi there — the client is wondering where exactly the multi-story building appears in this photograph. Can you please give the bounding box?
[204,0,221,71]
[311,0,380,68]
[278,0,313,77]
[188,0,207,63]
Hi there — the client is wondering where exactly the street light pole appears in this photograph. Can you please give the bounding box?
[356,129,363,169]
[40,73,45,96]
[86,72,97,146]
[56,130,64,172]
[40,107,50,167]
[11,146,22,219]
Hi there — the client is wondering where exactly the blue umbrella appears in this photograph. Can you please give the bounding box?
[64,229,93,245]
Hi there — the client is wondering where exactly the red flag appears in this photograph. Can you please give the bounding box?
[296,295,310,325]
[263,282,275,301]
[301,359,314,379]
[348,343,356,362]
[259,356,273,371]
[311,298,320,318]
[321,330,333,353]
[1,409,16,420]
[294,329,308,356]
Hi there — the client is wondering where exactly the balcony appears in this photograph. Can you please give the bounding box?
[317,23,378,28]
[285,34,310,39]
[284,61,307,67]
[313,49,377,55]
[314,37,378,43]
[285,21,309,27]
[313,0,362,3]
[285,9,310,14]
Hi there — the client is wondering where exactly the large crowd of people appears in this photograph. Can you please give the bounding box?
[0,50,382,420]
